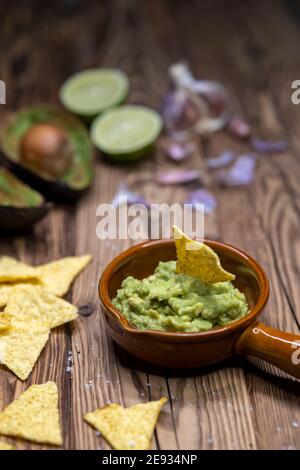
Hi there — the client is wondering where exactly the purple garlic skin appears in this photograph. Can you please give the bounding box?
[206,151,235,169]
[162,140,196,162]
[215,154,257,186]
[156,169,201,185]
[251,138,287,154]
[161,90,203,139]
[185,189,217,214]
[228,117,251,139]
[112,184,149,208]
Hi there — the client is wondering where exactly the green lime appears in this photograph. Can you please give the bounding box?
[90,105,162,161]
[59,69,129,118]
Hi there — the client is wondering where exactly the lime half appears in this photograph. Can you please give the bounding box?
[91,105,162,161]
[59,69,129,118]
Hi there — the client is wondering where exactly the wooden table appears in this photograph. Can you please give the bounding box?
[0,0,300,450]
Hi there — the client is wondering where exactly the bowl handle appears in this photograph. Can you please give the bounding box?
[235,321,300,379]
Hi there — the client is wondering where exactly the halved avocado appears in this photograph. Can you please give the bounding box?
[0,167,50,231]
[0,105,94,199]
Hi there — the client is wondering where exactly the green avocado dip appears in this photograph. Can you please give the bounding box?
[112,261,249,333]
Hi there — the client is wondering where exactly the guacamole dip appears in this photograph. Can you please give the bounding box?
[112,261,248,332]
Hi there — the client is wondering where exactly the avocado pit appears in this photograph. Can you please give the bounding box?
[20,123,73,178]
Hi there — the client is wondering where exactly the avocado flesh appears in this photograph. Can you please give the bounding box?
[0,106,94,194]
[0,168,43,207]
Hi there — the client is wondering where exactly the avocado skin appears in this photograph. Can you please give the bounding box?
[0,204,50,232]
[0,166,50,232]
[0,154,89,200]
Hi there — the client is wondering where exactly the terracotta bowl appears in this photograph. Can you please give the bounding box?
[99,239,300,377]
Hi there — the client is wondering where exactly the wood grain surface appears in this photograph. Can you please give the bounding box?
[0,0,300,450]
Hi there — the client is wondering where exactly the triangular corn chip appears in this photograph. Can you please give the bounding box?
[85,397,167,450]
[0,284,14,308]
[0,257,38,283]
[0,313,12,332]
[0,255,91,302]
[0,318,50,380]
[0,382,62,446]
[35,255,92,297]
[0,285,78,380]
[0,441,15,450]
[4,285,78,329]
[0,283,38,308]
[173,226,235,284]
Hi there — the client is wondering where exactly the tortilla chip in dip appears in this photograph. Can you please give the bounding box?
[85,397,167,450]
[0,382,62,446]
[173,225,235,284]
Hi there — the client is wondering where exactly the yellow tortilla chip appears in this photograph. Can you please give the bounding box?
[0,282,39,308]
[0,284,13,308]
[0,255,91,301]
[0,441,15,450]
[0,285,78,380]
[0,257,38,283]
[35,255,92,297]
[0,313,12,332]
[85,397,167,450]
[0,382,62,446]
[0,318,50,380]
[173,226,235,284]
[0,284,16,308]
[4,285,78,329]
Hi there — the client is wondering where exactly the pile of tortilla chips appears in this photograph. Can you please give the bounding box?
[85,397,167,450]
[0,255,91,380]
